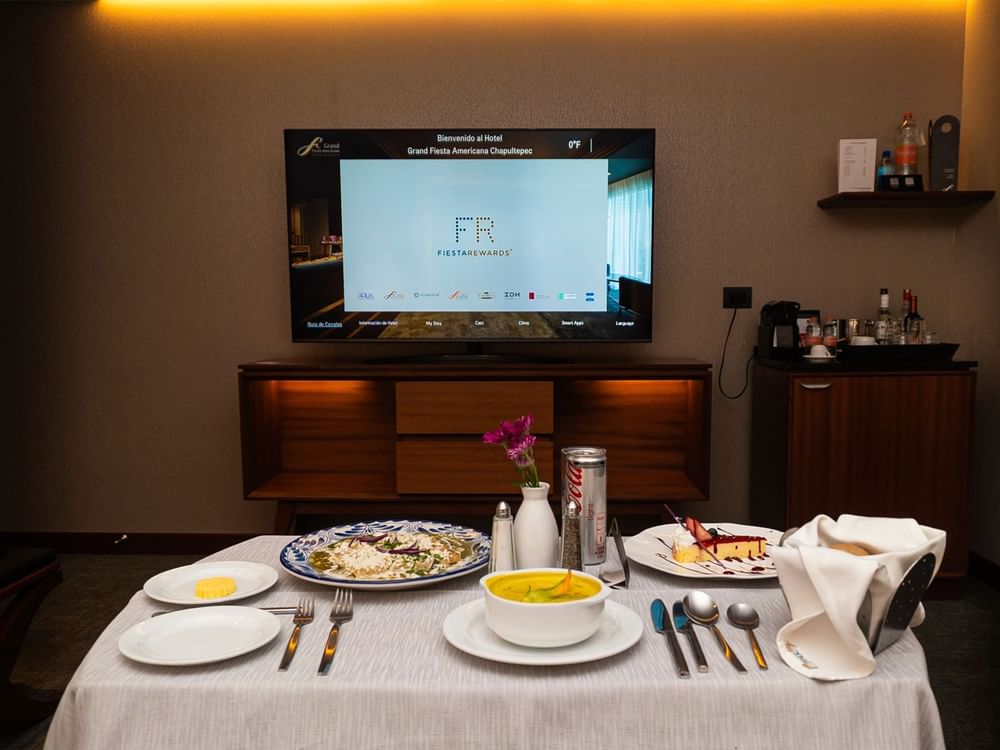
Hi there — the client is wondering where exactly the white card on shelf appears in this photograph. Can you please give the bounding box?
[838,138,877,192]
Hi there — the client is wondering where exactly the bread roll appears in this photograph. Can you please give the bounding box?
[829,542,870,556]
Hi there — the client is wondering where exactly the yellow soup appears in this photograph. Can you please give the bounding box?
[488,570,601,603]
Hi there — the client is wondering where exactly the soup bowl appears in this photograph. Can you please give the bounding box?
[480,568,611,648]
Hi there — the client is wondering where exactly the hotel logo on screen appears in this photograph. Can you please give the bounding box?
[455,216,495,244]
[296,136,340,157]
[438,215,511,258]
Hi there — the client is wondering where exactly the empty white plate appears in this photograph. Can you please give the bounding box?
[442,599,642,666]
[118,606,281,666]
[143,561,278,605]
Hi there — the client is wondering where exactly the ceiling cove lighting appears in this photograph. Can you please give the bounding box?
[97,0,963,20]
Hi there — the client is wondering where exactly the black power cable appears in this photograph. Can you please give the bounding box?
[718,307,755,400]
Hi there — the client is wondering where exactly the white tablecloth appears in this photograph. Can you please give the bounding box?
[45,535,945,750]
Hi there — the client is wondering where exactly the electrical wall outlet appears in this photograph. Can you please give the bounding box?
[723,286,753,309]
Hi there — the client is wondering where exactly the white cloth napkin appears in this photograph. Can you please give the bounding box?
[770,514,946,681]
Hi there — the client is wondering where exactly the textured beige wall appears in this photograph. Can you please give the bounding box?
[959,0,1000,565]
[2,2,992,546]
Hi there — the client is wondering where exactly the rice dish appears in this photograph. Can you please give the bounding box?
[308,531,472,580]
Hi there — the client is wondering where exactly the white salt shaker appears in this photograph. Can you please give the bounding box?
[488,501,516,573]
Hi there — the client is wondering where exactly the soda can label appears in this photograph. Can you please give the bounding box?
[561,447,607,565]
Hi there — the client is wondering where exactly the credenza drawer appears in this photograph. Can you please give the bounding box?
[395,381,553,434]
[396,439,555,494]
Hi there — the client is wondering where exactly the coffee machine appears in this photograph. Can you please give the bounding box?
[758,301,801,360]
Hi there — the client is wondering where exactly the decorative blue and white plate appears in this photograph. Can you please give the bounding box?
[279,520,491,590]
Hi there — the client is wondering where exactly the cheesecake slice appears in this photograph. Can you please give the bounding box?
[671,516,767,563]
[672,534,768,563]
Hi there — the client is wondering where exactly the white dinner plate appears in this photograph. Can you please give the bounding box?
[442,599,642,666]
[625,522,783,580]
[803,355,835,362]
[142,561,279,605]
[118,606,281,666]
[279,520,490,590]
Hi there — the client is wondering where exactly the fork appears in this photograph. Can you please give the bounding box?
[277,596,314,671]
[317,588,353,675]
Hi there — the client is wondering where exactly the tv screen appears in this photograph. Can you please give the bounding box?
[284,128,655,343]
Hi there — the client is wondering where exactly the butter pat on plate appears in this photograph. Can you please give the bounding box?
[194,576,238,599]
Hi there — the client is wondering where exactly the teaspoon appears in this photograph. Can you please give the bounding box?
[683,591,747,673]
[726,602,768,670]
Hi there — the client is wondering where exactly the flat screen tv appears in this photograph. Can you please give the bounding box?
[284,128,655,347]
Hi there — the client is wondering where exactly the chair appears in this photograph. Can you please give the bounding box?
[0,545,63,722]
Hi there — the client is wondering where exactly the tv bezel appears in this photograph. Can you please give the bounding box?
[283,127,656,346]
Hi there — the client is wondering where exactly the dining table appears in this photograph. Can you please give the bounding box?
[43,534,945,750]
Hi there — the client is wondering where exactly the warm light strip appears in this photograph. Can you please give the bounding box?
[98,0,963,20]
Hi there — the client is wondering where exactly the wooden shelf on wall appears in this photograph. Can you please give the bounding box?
[817,190,995,209]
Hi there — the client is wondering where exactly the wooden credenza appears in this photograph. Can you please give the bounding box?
[238,359,712,532]
[750,358,977,590]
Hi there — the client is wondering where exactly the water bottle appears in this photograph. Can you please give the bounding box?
[894,112,921,176]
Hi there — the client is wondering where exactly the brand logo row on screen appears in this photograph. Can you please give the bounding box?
[357,290,598,301]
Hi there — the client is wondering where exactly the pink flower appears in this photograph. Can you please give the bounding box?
[511,414,533,436]
[482,427,506,445]
[506,434,536,456]
[482,414,540,487]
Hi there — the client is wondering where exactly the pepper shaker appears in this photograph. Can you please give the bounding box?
[489,501,516,573]
[559,500,584,571]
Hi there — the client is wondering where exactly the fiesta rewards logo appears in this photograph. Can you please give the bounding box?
[437,216,512,258]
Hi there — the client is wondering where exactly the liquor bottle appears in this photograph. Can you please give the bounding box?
[895,112,921,176]
[904,295,924,343]
[823,317,839,348]
[876,288,892,344]
[899,288,912,324]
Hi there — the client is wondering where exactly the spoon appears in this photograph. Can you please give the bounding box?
[683,591,747,673]
[726,602,768,670]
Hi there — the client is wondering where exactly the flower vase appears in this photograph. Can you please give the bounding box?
[512,481,559,568]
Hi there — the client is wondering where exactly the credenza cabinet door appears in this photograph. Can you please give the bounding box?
[753,364,974,583]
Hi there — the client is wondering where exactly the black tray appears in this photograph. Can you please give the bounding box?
[837,343,959,362]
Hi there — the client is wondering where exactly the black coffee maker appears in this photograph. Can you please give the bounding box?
[758,301,801,360]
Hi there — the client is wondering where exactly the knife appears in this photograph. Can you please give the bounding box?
[673,600,708,673]
[651,599,690,678]
[151,606,296,617]
[608,517,630,589]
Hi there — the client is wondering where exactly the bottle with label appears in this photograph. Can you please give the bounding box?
[805,316,822,346]
[899,288,912,325]
[876,150,895,190]
[823,317,839,348]
[875,288,892,343]
[895,112,921,176]
[904,295,924,344]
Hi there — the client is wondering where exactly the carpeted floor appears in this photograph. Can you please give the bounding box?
[2,554,999,748]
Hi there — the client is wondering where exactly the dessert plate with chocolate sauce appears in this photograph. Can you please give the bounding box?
[624,523,783,580]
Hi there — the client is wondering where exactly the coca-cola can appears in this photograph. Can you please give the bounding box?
[561,446,607,565]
